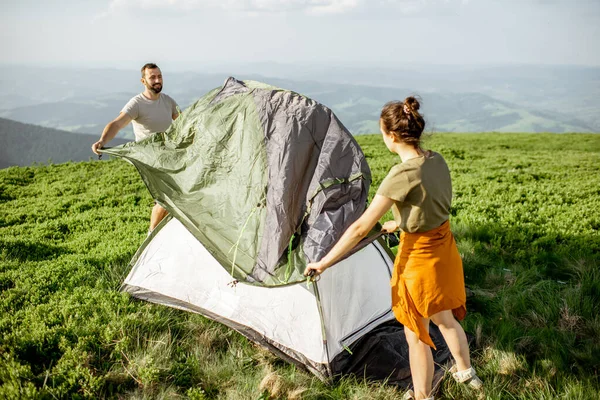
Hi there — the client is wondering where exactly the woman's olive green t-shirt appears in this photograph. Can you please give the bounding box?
[376,151,452,233]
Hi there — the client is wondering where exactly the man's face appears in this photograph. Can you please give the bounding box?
[142,68,163,94]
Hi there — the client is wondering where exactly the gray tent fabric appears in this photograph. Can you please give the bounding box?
[250,81,370,281]
[102,77,371,286]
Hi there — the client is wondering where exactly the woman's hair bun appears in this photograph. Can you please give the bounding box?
[380,95,425,147]
[404,96,420,111]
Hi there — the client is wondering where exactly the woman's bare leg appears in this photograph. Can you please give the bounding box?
[430,310,471,371]
[404,319,434,400]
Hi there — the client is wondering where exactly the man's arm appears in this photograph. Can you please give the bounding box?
[91,112,132,155]
[172,103,180,120]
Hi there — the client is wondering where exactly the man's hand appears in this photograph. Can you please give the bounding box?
[304,261,328,278]
[91,140,105,155]
[93,113,132,155]
[381,220,398,233]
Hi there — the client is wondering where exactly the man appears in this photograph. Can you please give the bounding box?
[92,63,180,232]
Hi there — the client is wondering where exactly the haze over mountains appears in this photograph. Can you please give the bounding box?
[1,64,599,139]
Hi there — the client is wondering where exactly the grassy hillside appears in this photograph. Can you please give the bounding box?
[0,118,128,169]
[1,133,599,399]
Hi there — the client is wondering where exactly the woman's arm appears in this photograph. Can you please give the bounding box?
[303,194,394,276]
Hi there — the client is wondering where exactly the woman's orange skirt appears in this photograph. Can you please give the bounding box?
[391,220,466,348]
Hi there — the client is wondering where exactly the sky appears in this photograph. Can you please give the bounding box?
[1,0,599,71]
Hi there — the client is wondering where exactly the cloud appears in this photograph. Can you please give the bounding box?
[104,0,362,15]
[103,0,473,16]
[381,0,473,15]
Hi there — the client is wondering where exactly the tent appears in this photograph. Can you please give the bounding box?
[101,77,452,386]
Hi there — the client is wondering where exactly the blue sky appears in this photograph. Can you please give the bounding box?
[1,0,599,70]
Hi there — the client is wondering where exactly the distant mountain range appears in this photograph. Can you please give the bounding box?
[0,64,598,136]
[0,118,127,169]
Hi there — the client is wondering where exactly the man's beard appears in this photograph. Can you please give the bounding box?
[149,83,162,94]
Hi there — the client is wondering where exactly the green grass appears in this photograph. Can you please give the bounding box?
[1,133,599,399]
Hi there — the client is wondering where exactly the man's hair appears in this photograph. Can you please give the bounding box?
[141,63,159,78]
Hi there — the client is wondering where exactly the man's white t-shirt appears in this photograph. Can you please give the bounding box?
[121,93,179,142]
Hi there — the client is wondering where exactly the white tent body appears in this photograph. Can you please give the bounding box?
[122,218,396,378]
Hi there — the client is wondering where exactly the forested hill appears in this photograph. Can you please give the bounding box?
[0,118,128,169]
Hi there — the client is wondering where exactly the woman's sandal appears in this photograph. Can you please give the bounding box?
[402,366,481,400]
[402,389,434,400]
[449,365,483,390]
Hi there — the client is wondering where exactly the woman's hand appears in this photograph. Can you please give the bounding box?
[304,262,328,277]
[381,220,398,233]
[303,195,395,278]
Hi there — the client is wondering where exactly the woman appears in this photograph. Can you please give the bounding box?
[304,97,482,400]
